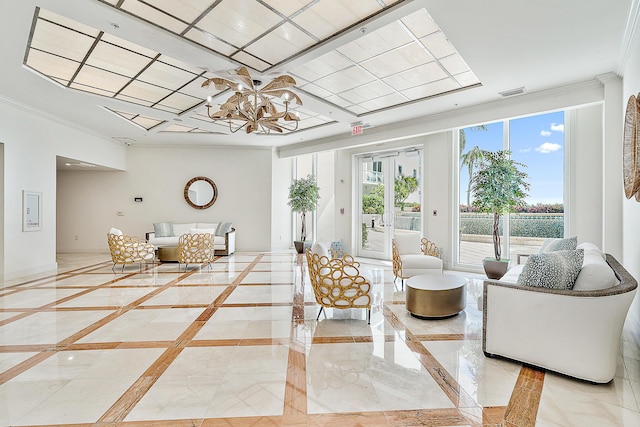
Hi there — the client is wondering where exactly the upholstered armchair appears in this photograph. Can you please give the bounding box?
[177,233,215,271]
[306,246,372,324]
[107,229,155,272]
[392,232,443,289]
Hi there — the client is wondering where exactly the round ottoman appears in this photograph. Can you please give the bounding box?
[406,273,467,318]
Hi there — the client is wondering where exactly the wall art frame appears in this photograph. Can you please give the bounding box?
[23,190,42,231]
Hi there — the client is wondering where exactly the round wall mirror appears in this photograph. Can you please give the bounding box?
[184,176,217,209]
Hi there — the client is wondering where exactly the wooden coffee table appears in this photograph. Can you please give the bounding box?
[405,273,467,318]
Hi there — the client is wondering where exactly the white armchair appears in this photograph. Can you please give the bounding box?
[392,232,443,289]
[107,229,155,272]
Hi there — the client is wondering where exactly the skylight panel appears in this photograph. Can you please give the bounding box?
[120,0,189,34]
[292,0,381,40]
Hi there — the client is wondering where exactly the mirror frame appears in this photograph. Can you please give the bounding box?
[184,176,218,209]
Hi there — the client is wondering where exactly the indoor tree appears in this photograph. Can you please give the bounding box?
[288,174,320,249]
[470,150,530,262]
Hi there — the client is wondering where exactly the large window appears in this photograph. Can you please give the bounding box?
[457,111,565,266]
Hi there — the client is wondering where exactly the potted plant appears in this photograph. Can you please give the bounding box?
[288,174,320,253]
[470,150,530,279]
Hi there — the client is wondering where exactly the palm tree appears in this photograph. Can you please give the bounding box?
[459,126,488,209]
[460,145,485,209]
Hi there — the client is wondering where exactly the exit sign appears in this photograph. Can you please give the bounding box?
[351,125,363,136]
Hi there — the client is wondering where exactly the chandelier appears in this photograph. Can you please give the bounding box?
[202,67,302,134]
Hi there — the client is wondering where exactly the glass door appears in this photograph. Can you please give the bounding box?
[357,149,422,259]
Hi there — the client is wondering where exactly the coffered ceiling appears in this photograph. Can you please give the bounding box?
[0,0,633,149]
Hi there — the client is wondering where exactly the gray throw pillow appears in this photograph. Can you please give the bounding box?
[215,222,233,236]
[153,221,174,237]
[517,248,584,290]
[538,236,577,253]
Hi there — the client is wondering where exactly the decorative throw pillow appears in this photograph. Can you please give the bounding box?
[153,221,174,237]
[538,236,578,253]
[109,227,123,236]
[517,248,584,290]
[215,222,233,236]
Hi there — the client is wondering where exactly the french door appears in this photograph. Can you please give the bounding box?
[357,149,422,259]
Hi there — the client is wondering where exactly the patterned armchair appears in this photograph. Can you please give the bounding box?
[392,233,443,289]
[177,233,215,271]
[107,230,155,272]
[306,247,372,323]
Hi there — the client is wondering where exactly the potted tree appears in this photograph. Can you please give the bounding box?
[470,150,530,279]
[288,174,320,253]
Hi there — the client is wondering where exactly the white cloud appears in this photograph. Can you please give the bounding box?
[535,142,562,153]
[519,148,531,153]
[540,130,551,136]
[550,123,564,132]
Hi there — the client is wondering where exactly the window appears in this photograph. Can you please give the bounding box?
[457,112,565,266]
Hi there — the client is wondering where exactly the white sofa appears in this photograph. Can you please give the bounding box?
[483,242,637,383]
[147,222,235,256]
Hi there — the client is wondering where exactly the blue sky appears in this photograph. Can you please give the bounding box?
[460,111,565,205]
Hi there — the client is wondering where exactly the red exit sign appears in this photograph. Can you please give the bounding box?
[351,125,362,136]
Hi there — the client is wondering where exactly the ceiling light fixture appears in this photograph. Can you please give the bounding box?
[202,67,302,134]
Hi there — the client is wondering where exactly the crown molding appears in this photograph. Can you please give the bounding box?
[617,0,640,75]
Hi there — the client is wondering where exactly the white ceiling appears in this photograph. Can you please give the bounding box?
[0,0,633,152]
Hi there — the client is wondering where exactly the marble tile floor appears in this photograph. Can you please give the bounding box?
[0,251,638,426]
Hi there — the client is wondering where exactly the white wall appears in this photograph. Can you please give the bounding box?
[422,131,453,267]
[568,104,605,247]
[57,145,273,253]
[316,151,336,243]
[622,21,640,281]
[271,151,293,251]
[0,99,125,279]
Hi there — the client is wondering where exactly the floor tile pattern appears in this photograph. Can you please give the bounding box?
[0,251,638,426]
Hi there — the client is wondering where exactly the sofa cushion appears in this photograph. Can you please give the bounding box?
[577,242,606,260]
[215,222,233,236]
[197,223,217,229]
[172,223,197,236]
[517,248,584,290]
[500,264,524,284]
[150,236,178,246]
[400,254,443,269]
[153,222,174,237]
[311,241,330,258]
[573,250,618,290]
[539,236,577,253]
[394,233,421,255]
[190,228,215,235]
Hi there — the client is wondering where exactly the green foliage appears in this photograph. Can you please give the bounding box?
[394,175,419,210]
[470,150,530,260]
[287,175,320,214]
[288,175,320,241]
[362,184,384,214]
[471,150,530,215]
[361,223,368,246]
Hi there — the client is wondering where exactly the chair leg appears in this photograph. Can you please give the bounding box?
[316,306,324,321]
[112,263,116,272]
[121,264,125,273]
[367,308,371,324]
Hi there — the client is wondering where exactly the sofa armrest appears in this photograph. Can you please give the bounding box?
[146,231,155,241]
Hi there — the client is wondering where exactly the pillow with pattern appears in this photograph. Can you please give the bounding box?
[153,221,174,237]
[538,236,578,253]
[517,248,584,290]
